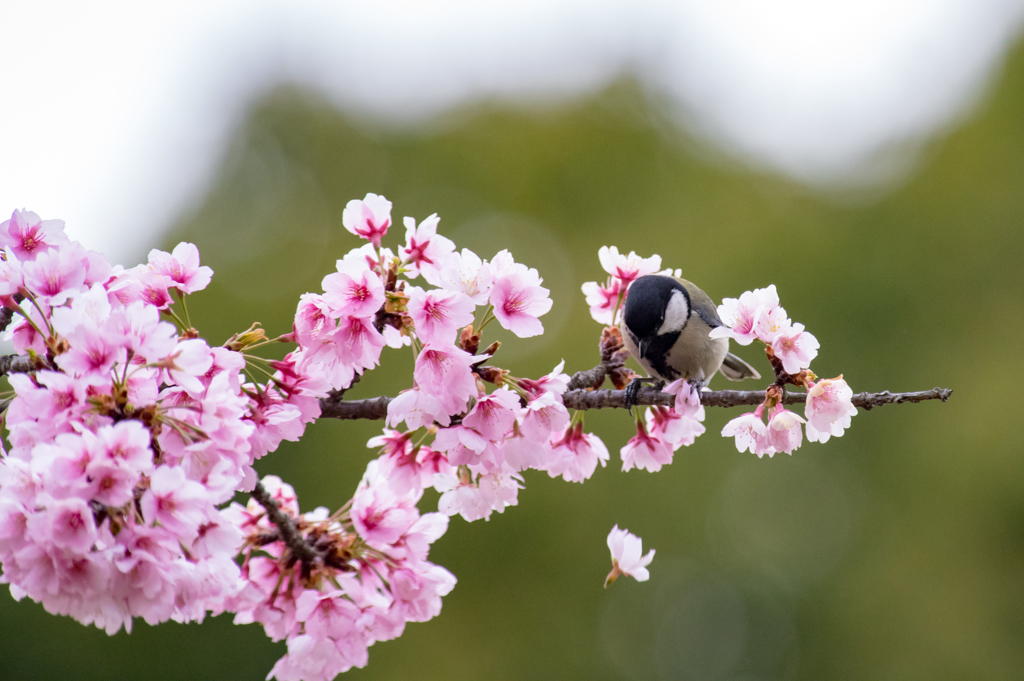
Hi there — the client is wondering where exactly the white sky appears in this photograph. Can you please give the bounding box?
[1,0,1023,262]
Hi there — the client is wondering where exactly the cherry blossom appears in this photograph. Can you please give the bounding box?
[462,388,520,441]
[386,388,450,430]
[772,322,820,374]
[147,242,213,294]
[598,246,662,287]
[342,193,392,249]
[0,209,68,261]
[413,344,477,416]
[517,391,570,443]
[721,409,775,458]
[545,422,609,483]
[620,421,675,472]
[765,406,806,454]
[321,264,385,319]
[439,248,493,304]
[605,525,655,586]
[400,214,455,286]
[406,285,474,346]
[804,376,857,443]
[489,269,552,338]
[581,278,623,325]
[710,284,781,346]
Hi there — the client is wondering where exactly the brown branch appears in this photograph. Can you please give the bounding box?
[0,353,47,377]
[320,394,393,420]
[249,481,323,576]
[567,364,608,391]
[317,386,952,420]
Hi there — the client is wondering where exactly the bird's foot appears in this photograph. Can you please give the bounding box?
[624,377,660,415]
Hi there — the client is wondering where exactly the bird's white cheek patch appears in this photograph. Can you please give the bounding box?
[656,290,689,336]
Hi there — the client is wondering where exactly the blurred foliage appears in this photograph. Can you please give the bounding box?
[4,36,1024,681]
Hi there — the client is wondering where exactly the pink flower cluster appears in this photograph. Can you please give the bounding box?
[620,378,706,472]
[580,246,662,325]
[0,210,252,633]
[714,285,856,456]
[386,360,610,522]
[311,193,609,523]
[226,473,455,681]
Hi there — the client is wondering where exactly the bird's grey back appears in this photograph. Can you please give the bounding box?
[675,277,723,329]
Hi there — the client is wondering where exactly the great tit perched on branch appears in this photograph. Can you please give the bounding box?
[620,274,760,405]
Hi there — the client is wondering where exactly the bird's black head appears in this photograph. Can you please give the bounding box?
[622,275,691,359]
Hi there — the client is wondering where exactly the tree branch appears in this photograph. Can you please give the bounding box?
[318,386,952,420]
[249,481,323,576]
[0,354,46,377]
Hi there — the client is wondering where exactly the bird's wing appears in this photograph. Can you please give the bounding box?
[676,278,723,329]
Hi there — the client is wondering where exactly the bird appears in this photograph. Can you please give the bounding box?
[619,274,759,406]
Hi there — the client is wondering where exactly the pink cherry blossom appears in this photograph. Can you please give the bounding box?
[0,258,24,299]
[489,269,552,338]
[598,246,662,287]
[147,242,213,294]
[386,388,450,430]
[45,497,98,553]
[94,420,153,472]
[352,463,420,547]
[721,410,775,457]
[517,360,571,400]
[620,421,674,472]
[804,376,857,443]
[431,425,489,467]
[400,214,455,286]
[342,193,392,249]
[710,284,781,346]
[545,422,609,482]
[160,339,215,394]
[771,322,820,374]
[502,424,553,472]
[407,285,474,346]
[139,466,211,541]
[517,391,570,443]
[765,406,806,454]
[293,293,333,348]
[20,243,87,305]
[0,209,68,261]
[605,525,655,586]
[53,325,124,378]
[581,278,623,325]
[413,344,477,416]
[332,314,386,372]
[645,405,705,449]
[434,472,493,522]
[371,430,452,496]
[439,248,492,304]
[462,388,520,441]
[107,265,176,310]
[322,265,385,319]
[754,304,791,345]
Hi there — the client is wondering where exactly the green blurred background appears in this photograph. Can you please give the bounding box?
[3,32,1024,681]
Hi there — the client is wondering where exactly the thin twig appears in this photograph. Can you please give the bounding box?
[317,386,952,420]
[249,482,323,575]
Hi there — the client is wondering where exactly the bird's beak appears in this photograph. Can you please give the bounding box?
[639,337,650,359]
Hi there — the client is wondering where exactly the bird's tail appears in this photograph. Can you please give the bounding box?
[720,353,760,381]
